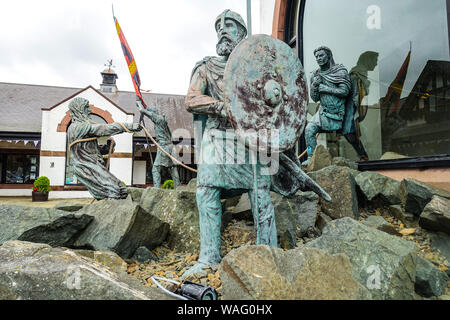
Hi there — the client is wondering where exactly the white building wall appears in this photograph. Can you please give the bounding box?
[133,160,147,185]
[39,157,66,186]
[253,0,276,35]
[40,87,135,188]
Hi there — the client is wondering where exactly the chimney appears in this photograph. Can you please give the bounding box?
[100,60,118,94]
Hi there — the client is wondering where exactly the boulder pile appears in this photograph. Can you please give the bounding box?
[0,156,449,300]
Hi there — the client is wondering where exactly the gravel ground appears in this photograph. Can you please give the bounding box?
[0,197,93,208]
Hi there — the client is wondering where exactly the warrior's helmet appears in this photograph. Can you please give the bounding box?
[215,9,247,39]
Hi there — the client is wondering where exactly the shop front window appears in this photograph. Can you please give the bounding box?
[5,154,38,184]
[0,139,40,184]
[301,0,450,160]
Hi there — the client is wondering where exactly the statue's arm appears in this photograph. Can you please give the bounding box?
[140,107,166,126]
[310,73,321,102]
[318,82,350,98]
[88,123,141,137]
[185,65,226,117]
[310,85,320,102]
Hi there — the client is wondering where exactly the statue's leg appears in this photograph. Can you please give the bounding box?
[170,166,181,189]
[303,122,321,165]
[152,165,162,188]
[344,133,369,161]
[182,186,222,278]
[248,186,277,248]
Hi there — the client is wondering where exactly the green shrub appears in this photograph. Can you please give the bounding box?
[162,180,174,189]
[33,176,51,194]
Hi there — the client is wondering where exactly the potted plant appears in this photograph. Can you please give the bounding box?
[32,176,51,202]
[162,179,174,190]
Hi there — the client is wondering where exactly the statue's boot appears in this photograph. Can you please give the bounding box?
[181,262,208,279]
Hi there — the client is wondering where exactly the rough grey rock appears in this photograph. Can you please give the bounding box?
[221,195,243,230]
[306,144,332,172]
[225,220,255,245]
[74,197,169,259]
[219,245,371,300]
[429,232,450,274]
[306,217,419,300]
[53,202,85,212]
[73,249,128,274]
[127,187,145,202]
[185,178,197,192]
[332,157,358,170]
[0,241,171,300]
[361,215,401,236]
[389,205,407,225]
[139,188,201,253]
[347,168,362,180]
[232,193,253,221]
[415,256,449,297]
[399,178,450,216]
[131,246,159,263]
[308,166,359,219]
[271,191,318,248]
[419,196,450,235]
[0,205,93,247]
[228,191,319,249]
[316,213,332,232]
[355,171,402,206]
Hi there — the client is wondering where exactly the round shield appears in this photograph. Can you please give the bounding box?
[224,34,308,153]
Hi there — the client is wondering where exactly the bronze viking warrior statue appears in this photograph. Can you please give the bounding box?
[183,10,330,277]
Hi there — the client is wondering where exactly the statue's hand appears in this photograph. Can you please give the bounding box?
[318,84,329,93]
[129,123,142,132]
[313,75,321,85]
[213,102,227,118]
[136,101,144,113]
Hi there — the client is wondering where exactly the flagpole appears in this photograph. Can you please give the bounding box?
[246,0,252,36]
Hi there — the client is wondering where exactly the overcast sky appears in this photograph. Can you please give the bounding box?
[0,0,248,95]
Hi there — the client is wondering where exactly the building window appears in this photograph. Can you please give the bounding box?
[0,139,40,184]
[4,154,38,184]
[297,0,450,161]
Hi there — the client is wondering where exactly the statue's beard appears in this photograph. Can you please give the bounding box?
[216,36,238,56]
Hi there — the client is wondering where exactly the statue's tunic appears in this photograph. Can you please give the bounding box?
[143,108,175,167]
[310,64,353,132]
[186,56,271,190]
[67,122,129,199]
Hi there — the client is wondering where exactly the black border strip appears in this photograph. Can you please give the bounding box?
[0,132,41,140]
[358,155,450,170]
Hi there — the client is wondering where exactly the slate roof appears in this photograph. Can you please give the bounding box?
[0,82,192,137]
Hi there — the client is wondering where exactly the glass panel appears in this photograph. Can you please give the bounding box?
[5,154,36,184]
[290,0,299,42]
[302,0,450,160]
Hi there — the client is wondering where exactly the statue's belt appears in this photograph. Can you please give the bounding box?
[320,110,344,121]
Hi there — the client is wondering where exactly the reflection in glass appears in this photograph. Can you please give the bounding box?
[303,0,450,160]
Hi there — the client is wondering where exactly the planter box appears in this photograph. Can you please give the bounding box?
[32,191,49,202]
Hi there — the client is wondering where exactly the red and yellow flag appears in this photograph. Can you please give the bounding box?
[113,14,147,108]
[383,49,411,116]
